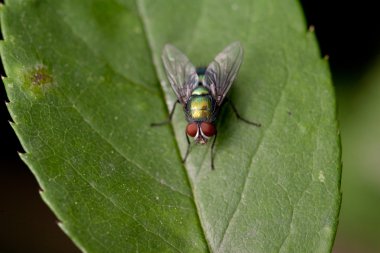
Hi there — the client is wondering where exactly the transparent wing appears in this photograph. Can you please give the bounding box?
[204,41,244,105]
[161,44,199,104]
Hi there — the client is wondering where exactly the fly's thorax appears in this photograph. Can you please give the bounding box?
[186,87,214,121]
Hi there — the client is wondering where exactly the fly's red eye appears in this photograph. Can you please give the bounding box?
[186,123,198,137]
[200,122,216,137]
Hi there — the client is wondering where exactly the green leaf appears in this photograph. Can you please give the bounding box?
[1,0,341,252]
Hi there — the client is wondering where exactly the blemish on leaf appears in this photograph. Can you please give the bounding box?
[30,65,53,86]
[23,64,53,96]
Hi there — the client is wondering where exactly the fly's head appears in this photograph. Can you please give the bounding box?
[186,122,216,144]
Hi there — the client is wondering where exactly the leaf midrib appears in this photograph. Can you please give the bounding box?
[136,0,212,252]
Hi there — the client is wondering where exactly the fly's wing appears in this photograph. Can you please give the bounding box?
[204,41,244,105]
[161,44,199,104]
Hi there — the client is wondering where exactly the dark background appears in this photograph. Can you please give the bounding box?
[1,1,379,252]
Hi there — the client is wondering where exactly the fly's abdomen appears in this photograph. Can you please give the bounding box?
[188,96,212,121]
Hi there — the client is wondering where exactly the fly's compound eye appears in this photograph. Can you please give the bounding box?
[186,122,198,137]
[200,122,216,137]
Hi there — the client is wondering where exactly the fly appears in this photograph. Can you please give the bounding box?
[152,42,261,170]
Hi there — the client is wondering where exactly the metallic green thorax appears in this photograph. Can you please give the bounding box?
[186,86,215,122]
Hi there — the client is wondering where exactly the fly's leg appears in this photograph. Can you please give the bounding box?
[151,100,179,126]
[182,134,191,163]
[211,132,217,170]
[226,98,261,127]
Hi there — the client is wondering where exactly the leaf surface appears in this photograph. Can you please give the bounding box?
[1,0,341,252]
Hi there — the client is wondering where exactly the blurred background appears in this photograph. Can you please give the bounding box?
[1,0,379,252]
